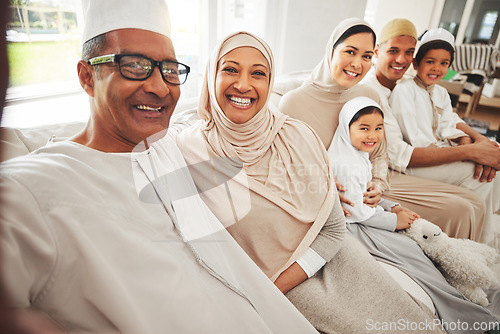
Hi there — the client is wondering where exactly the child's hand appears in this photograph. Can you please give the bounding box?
[392,205,420,230]
[363,181,382,208]
[335,180,353,217]
[457,136,473,146]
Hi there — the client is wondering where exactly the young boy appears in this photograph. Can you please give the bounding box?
[389,28,500,242]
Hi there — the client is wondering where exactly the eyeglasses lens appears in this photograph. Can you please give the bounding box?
[119,56,151,79]
[118,55,187,84]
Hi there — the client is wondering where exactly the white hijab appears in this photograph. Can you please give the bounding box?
[328,96,383,222]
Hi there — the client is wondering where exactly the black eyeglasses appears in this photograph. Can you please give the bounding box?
[87,54,190,85]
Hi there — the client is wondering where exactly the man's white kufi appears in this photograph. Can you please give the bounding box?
[81,0,172,43]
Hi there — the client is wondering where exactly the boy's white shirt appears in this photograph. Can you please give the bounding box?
[389,78,466,151]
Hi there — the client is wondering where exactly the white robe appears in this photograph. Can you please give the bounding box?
[389,78,466,149]
[0,123,317,334]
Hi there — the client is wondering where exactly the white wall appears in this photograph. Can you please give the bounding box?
[365,0,445,39]
[262,0,448,75]
[265,0,368,75]
[202,0,368,75]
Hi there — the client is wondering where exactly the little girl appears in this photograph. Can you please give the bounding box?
[329,96,500,332]
[330,96,419,231]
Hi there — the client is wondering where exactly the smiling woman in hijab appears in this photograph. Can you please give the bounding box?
[279,18,389,191]
[177,30,444,334]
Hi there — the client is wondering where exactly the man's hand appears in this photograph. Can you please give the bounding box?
[363,181,382,208]
[473,163,498,182]
[0,308,66,334]
[335,180,353,217]
[469,140,500,170]
[458,133,498,182]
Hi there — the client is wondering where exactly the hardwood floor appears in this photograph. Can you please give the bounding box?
[457,94,500,131]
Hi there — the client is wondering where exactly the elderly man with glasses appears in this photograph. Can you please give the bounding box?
[0,1,318,333]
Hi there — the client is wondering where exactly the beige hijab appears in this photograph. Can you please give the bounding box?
[279,18,389,190]
[177,31,336,281]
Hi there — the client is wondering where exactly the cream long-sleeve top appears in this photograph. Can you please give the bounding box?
[279,83,390,192]
[0,122,318,334]
[361,68,416,173]
[389,78,466,154]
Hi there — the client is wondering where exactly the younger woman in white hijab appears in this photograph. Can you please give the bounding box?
[330,96,500,333]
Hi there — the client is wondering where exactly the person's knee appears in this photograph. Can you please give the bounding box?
[448,194,485,221]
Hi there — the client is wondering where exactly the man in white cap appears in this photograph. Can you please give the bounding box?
[362,19,490,243]
[0,1,318,333]
[389,27,500,243]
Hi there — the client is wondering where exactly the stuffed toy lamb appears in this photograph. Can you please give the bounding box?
[402,218,500,306]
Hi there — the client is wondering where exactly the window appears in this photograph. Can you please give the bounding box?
[7,0,80,88]
[4,0,206,127]
[438,0,467,37]
[478,10,498,40]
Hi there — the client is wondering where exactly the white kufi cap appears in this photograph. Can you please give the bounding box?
[419,28,455,49]
[81,0,171,43]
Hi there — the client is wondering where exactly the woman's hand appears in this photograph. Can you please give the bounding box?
[363,181,382,208]
[335,180,353,217]
[273,262,308,294]
[392,205,420,230]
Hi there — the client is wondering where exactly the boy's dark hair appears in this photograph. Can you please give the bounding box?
[415,40,455,66]
[82,33,107,61]
[333,25,376,50]
[349,106,384,127]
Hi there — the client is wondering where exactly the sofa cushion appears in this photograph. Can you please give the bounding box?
[0,122,86,162]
